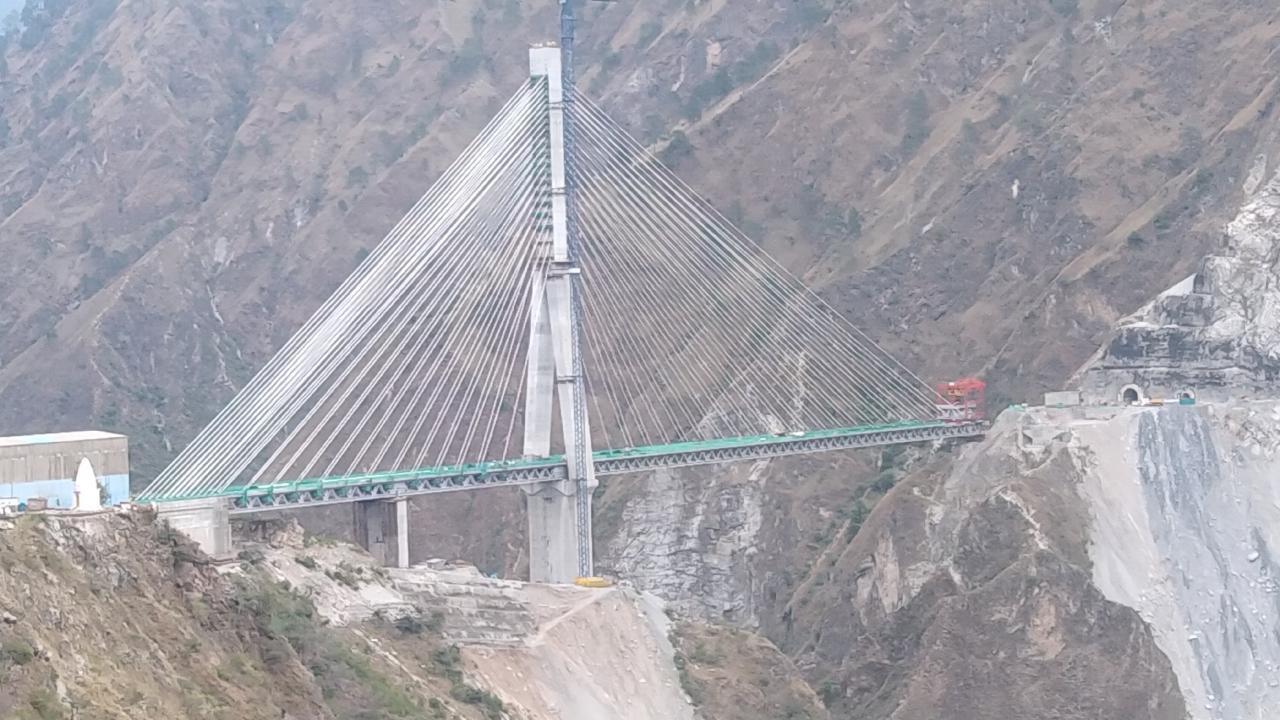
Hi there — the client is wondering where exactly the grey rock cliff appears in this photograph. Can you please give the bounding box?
[1077,168,1280,404]
[1073,402,1280,720]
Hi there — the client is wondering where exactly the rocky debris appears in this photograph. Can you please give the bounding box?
[255,537,698,719]
[0,510,700,719]
[390,565,536,647]
[255,531,414,625]
[463,585,697,720]
[1073,402,1280,720]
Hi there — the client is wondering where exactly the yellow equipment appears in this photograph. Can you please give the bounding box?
[574,576,612,588]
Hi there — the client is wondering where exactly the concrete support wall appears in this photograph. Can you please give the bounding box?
[156,498,233,561]
[354,498,406,568]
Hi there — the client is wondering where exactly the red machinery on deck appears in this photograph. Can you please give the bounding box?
[935,378,986,422]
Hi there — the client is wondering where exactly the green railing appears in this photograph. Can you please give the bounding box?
[138,419,966,505]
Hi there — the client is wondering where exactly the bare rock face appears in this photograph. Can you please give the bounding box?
[1206,176,1280,359]
[597,449,879,629]
[772,409,1188,720]
[1075,402,1280,720]
[798,399,1280,720]
[598,463,766,625]
[1078,167,1280,405]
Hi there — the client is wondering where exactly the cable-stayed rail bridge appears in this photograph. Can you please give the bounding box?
[137,44,986,583]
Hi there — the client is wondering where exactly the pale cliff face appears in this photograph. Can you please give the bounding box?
[1075,163,1280,405]
[1074,403,1280,720]
[1206,171,1280,361]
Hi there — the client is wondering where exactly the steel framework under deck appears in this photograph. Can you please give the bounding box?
[140,420,987,515]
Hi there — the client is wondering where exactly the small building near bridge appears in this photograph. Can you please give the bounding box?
[0,431,130,509]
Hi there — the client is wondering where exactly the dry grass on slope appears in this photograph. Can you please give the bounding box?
[672,620,830,720]
[0,511,501,720]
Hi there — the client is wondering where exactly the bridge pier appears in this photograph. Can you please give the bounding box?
[155,498,234,561]
[395,497,409,569]
[353,497,409,568]
[523,480,583,584]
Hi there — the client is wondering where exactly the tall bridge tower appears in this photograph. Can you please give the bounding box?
[134,1,985,583]
[522,43,597,584]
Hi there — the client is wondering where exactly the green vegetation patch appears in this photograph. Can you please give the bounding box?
[235,574,466,718]
[1,636,36,667]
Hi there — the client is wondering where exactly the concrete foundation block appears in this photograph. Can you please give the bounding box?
[1044,390,1082,408]
[155,498,234,561]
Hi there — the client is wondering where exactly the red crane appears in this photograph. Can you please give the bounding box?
[935,378,986,422]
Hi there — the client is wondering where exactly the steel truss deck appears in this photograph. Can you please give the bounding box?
[137,421,987,514]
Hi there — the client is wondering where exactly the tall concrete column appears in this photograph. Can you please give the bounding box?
[523,45,597,584]
[395,497,409,569]
[354,498,409,568]
[523,481,579,583]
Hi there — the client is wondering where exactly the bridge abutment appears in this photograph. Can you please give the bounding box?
[523,480,582,583]
[155,498,234,561]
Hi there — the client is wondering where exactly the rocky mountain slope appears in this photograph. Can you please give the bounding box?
[7,1,1280,717]
[607,154,1280,720]
[4,0,1280,474]
[0,510,501,719]
[1,509,827,720]
[776,407,1188,719]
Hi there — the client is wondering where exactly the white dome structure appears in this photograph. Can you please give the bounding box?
[74,457,102,512]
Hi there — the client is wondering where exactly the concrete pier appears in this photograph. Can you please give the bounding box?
[155,498,234,560]
[395,497,409,569]
[523,480,580,583]
[353,498,409,568]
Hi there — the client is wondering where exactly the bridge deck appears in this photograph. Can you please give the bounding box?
[136,420,987,514]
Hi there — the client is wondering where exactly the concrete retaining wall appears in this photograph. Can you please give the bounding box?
[155,498,233,560]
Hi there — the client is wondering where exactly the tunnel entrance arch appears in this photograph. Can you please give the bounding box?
[1120,384,1144,405]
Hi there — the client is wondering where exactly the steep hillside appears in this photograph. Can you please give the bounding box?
[3,0,1279,475]
[0,511,722,720]
[5,2,1280,716]
[775,409,1187,719]
[610,142,1280,718]
[0,510,506,719]
[672,621,830,720]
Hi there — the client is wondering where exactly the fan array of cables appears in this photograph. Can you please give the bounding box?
[141,80,941,501]
[144,80,551,499]
[571,91,940,450]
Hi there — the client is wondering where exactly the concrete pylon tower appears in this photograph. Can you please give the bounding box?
[522,44,598,584]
